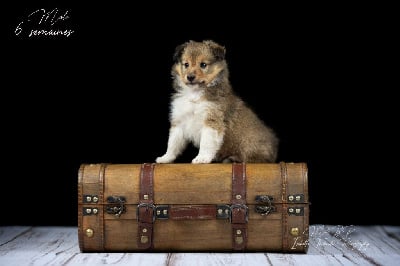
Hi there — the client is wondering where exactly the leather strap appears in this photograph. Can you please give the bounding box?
[231,163,248,251]
[280,162,289,251]
[98,163,107,251]
[137,163,155,250]
[170,205,216,220]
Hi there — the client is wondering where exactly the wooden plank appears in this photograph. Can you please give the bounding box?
[382,225,400,242]
[67,253,170,266]
[100,163,297,204]
[0,226,170,266]
[266,253,369,265]
[299,224,400,266]
[0,226,31,246]
[0,226,79,265]
[168,253,270,266]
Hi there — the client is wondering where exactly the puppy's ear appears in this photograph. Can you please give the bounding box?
[204,40,226,61]
[173,42,187,63]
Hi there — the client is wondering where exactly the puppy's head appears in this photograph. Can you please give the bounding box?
[172,40,227,88]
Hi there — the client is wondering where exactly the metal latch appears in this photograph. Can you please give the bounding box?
[106,196,126,217]
[155,205,169,219]
[255,195,275,216]
[216,205,231,219]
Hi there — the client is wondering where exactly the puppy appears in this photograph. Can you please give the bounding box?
[156,40,279,164]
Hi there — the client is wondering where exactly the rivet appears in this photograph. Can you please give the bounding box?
[296,208,301,214]
[156,210,161,215]
[93,196,99,203]
[225,209,230,214]
[142,228,147,233]
[288,195,294,201]
[144,195,149,200]
[236,229,242,235]
[235,236,243,244]
[288,208,294,213]
[86,196,92,202]
[86,208,92,214]
[92,208,98,214]
[295,195,301,201]
[86,228,94,238]
[141,236,149,243]
[218,209,223,214]
[290,227,299,236]
[236,195,242,200]
[163,210,168,215]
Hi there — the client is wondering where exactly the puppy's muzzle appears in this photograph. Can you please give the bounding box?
[187,75,196,83]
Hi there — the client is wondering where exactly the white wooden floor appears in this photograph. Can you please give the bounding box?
[0,225,399,266]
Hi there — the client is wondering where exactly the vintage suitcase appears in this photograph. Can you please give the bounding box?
[78,163,309,252]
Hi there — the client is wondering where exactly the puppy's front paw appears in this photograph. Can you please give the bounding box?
[156,154,175,164]
[192,155,213,164]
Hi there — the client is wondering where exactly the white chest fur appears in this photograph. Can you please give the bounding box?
[170,87,211,147]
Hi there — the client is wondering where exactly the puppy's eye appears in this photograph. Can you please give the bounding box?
[184,63,189,68]
[200,62,207,69]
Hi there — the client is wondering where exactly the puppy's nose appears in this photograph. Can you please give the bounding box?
[187,75,195,82]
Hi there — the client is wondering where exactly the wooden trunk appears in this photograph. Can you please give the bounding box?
[78,163,309,252]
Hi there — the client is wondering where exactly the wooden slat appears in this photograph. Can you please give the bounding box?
[103,163,288,205]
[0,226,169,266]
[0,226,31,245]
[0,227,79,265]
[305,224,400,266]
[169,253,270,265]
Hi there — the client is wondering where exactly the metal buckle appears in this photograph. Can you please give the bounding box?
[230,204,249,223]
[136,203,156,222]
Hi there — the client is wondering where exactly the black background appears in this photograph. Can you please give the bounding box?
[2,3,397,226]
